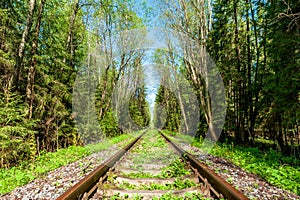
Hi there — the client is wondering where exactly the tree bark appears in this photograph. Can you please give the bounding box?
[63,0,80,67]
[233,0,243,142]
[249,0,260,141]
[14,0,36,90]
[26,0,45,119]
[244,0,251,143]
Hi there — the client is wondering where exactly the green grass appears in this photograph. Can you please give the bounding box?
[107,130,199,199]
[129,130,179,163]
[254,137,275,145]
[153,192,213,200]
[0,133,135,196]
[109,191,210,200]
[160,158,191,178]
[123,171,158,178]
[98,130,211,200]
[110,193,143,200]
[117,178,197,190]
[124,158,192,179]
[163,131,300,196]
[121,130,191,179]
[207,143,300,195]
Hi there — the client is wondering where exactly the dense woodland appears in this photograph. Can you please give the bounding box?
[0,0,299,168]
[153,0,299,155]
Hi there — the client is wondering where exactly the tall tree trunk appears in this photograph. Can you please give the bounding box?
[14,0,36,90]
[0,1,7,50]
[98,9,113,120]
[275,114,285,153]
[63,0,80,67]
[244,0,251,143]
[26,0,45,119]
[178,0,218,140]
[249,0,261,140]
[166,41,190,133]
[233,0,243,142]
[0,2,12,94]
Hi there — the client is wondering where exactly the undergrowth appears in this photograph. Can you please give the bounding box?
[117,178,197,190]
[0,133,134,196]
[108,130,200,199]
[153,192,213,200]
[160,158,191,178]
[110,192,210,200]
[207,143,300,195]
[124,158,191,179]
[109,191,210,200]
[164,131,300,196]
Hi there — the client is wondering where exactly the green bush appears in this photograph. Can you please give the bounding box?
[165,131,300,195]
[0,133,132,195]
[201,142,300,195]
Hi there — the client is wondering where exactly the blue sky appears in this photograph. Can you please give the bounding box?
[132,0,163,27]
[132,0,163,117]
[143,61,161,119]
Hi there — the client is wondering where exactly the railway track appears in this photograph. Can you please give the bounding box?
[57,129,249,200]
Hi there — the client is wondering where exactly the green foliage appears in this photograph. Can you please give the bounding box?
[1,0,147,171]
[166,131,300,195]
[99,109,123,138]
[193,138,300,195]
[154,85,181,131]
[125,157,192,179]
[207,0,300,151]
[110,190,208,200]
[153,192,210,200]
[209,144,300,195]
[161,158,191,178]
[129,130,179,164]
[123,171,157,178]
[129,85,151,129]
[0,93,37,168]
[261,1,300,151]
[118,178,197,190]
[0,133,131,195]
[1,0,299,197]
[110,193,143,200]
[121,130,191,181]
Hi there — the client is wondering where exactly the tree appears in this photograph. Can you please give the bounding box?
[262,0,300,154]
[26,0,46,119]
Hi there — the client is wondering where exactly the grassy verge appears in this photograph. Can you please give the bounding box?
[0,133,136,196]
[110,192,209,200]
[207,143,300,195]
[163,131,300,196]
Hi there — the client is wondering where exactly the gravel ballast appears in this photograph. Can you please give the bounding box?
[1,137,299,200]
[180,143,300,200]
[0,143,123,200]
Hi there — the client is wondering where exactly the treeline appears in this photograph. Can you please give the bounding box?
[154,0,299,156]
[1,0,299,168]
[0,0,149,168]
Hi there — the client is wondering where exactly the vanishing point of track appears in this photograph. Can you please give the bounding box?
[57,130,249,200]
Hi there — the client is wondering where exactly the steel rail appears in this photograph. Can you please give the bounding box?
[57,130,147,200]
[160,131,250,200]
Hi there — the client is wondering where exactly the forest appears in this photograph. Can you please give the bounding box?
[0,0,299,173]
